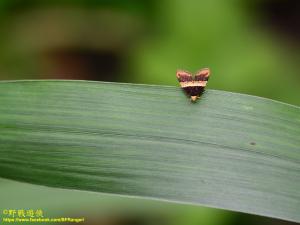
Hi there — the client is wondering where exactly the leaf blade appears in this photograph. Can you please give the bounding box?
[0,80,299,222]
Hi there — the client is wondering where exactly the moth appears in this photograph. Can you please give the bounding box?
[176,68,210,102]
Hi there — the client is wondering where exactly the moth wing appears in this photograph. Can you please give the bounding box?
[195,68,210,81]
[176,70,193,83]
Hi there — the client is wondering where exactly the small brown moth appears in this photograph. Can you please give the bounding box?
[176,68,210,102]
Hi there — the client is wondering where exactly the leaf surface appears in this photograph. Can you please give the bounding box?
[0,80,299,222]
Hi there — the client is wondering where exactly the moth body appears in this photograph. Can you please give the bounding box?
[176,68,210,102]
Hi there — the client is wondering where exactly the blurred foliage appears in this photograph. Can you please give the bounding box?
[0,1,299,225]
[131,0,300,105]
[0,0,299,104]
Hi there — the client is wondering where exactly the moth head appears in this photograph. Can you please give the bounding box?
[191,96,198,102]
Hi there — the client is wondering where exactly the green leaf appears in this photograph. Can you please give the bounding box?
[0,80,299,222]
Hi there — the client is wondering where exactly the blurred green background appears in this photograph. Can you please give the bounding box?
[0,0,299,225]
